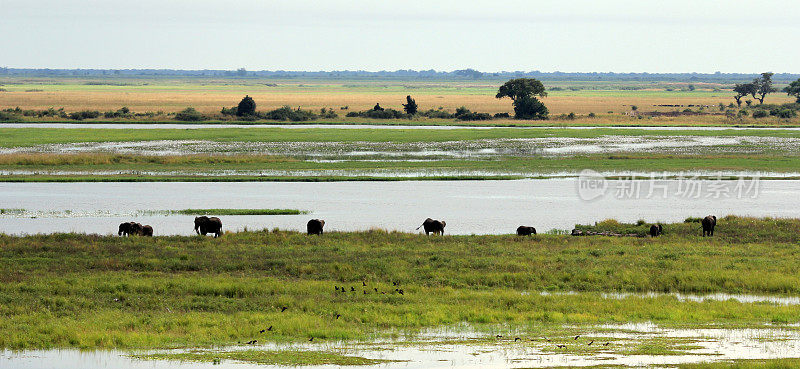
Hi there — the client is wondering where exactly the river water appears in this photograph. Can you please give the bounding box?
[0,179,796,236]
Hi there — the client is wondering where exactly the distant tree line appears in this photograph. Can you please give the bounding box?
[2,67,799,83]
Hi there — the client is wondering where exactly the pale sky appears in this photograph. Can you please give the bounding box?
[3,0,799,72]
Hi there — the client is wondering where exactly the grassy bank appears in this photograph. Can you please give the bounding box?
[2,216,800,349]
[2,153,800,183]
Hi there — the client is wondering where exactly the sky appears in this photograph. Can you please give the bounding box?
[2,0,799,73]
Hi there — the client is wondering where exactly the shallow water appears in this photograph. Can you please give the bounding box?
[3,135,797,157]
[5,323,800,368]
[540,291,800,306]
[0,179,798,236]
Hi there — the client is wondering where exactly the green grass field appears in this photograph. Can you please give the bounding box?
[2,216,800,350]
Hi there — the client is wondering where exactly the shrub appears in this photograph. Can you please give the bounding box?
[402,95,418,115]
[776,109,797,119]
[752,109,769,118]
[220,107,237,116]
[0,111,22,122]
[319,108,338,119]
[68,110,101,120]
[174,107,207,121]
[588,112,596,118]
[236,95,256,117]
[346,108,408,119]
[493,112,510,118]
[103,107,133,119]
[262,106,318,121]
[454,107,491,121]
[419,109,454,119]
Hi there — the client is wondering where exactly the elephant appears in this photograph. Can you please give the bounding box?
[194,216,223,238]
[649,224,663,237]
[416,218,446,235]
[118,222,135,236]
[702,215,716,237]
[516,226,537,236]
[129,222,143,236]
[307,219,325,235]
[141,225,153,237]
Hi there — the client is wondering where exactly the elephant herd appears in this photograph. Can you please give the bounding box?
[118,221,153,237]
[116,215,719,238]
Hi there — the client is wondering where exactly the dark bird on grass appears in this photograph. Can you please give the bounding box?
[588,340,594,346]
[267,326,272,331]
[398,289,404,295]
[603,342,610,346]
[335,314,341,319]
[281,307,288,312]
[247,340,257,344]
[335,286,339,291]
[495,335,502,338]
[363,290,367,295]
[574,335,580,340]
[351,287,355,292]
[556,344,566,349]
[308,337,314,342]
[374,288,378,292]
[362,281,367,286]
[514,337,520,342]
[259,329,265,333]
[543,337,551,342]
[393,282,397,286]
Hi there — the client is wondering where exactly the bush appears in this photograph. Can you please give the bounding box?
[262,106,318,121]
[0,111,22,122]
[236,95,256,117]
[588,112,596,118]
[419,109,454,119]
[220,107,237,116]
[346,108,408,119]
[493,112,510,118]
[103,107,133,119]
[319,108,338,119]
[68,110,101,120]
[752,109,769,118]
[454,107,491,121]
[776,109,797,119]
[174,107,207,121]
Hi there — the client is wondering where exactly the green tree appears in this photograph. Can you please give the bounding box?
[236,95,256,117]
[733,83,756,107]
[753,72,777,104]
[402,95,418,115]
[495,78,548,120]
[784,78,800,103]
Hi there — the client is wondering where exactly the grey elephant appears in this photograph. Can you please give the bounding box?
[307,219,325,235]
[649,224,663,237]
[417,218,446,235]
[516,226,536,236]
[194,216,223,238]
[701,215,716,237]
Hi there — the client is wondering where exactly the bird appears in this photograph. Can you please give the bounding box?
[280,307,288,312]
[514,337,520,342]
[556,344,566,349]
[259,329,265,333]
[335,314,341,319]
[335,286,339,291]
[362,281,367,287]
[392,282,397,286]
[363,290,367,295]
[495,335,503,338]
[543,337,551,342]
[603,342,610,346]
[574,335,580,340]
[398,289,404,295]
[308,337,314,342]
[350,287,355,292]
[267,326,272,331]
[374,288,378,292]
[588,340,594,346]
[247,340,257,345]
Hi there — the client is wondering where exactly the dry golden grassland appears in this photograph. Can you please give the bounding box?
[1,78,793,118]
